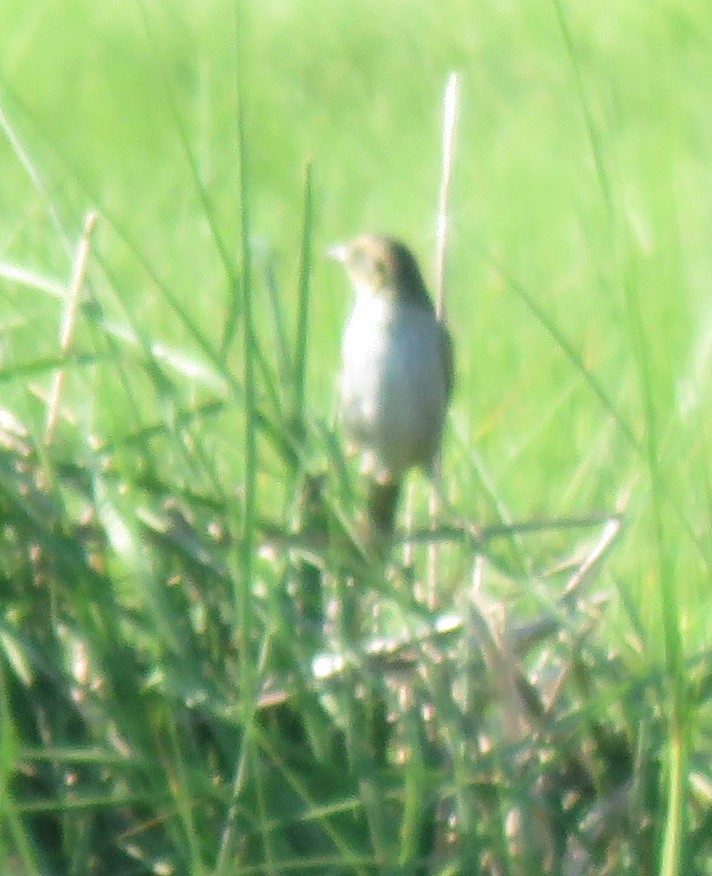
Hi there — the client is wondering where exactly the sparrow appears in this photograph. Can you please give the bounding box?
[328,233,454,541]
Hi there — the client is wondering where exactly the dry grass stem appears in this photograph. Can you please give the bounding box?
[45,209,98,445]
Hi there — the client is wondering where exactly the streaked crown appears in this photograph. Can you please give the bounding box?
[329,234,433,307]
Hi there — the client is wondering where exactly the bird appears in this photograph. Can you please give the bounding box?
[328,233,454,545]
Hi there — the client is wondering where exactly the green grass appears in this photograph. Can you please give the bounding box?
[1,1,712,872]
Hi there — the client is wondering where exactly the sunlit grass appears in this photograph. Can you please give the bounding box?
[0,0,711,872]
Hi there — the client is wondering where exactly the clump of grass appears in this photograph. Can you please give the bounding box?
[0,174,702,876]
[0,333,705,872]
[1,4,711,874]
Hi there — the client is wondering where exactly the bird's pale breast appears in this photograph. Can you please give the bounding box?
[340,290,448,479]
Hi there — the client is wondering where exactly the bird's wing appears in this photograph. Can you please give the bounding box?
[438,320,455,402]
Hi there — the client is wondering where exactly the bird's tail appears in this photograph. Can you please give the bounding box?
[366,479,402,541]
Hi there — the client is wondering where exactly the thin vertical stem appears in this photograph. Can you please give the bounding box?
[429,72,459,603]
[45,210,98,445]
[434,72,459,321]
[292,161,313,436]
[216,5,259,869]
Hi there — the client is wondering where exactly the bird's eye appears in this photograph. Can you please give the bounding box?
[352,247,378,277]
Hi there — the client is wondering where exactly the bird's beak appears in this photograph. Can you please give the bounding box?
[326,242,348,262]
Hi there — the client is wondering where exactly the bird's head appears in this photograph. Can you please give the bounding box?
[328,234,432,307]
